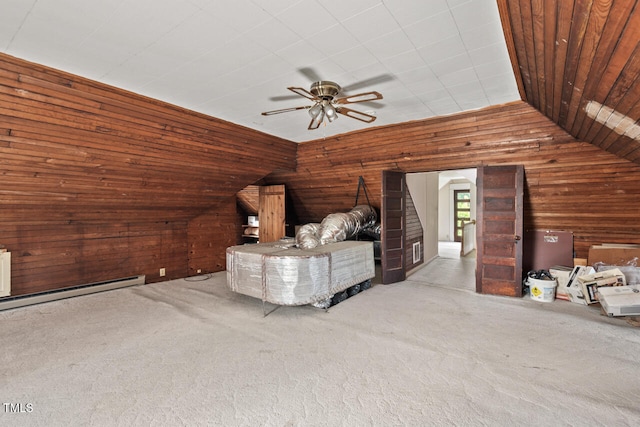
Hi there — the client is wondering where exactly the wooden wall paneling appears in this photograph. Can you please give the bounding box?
[0,53,296,296]
[530,0,546,113]
[502,0,533,104]
[4,221,188,296]
[541,0,557,116]
[266,102,640,263]
[587,43,640,147]
[550,0,574,123]
[187,197,242,276]
[584,5,640,123]
[404,184,423,273]
[557,0,593,128]
[527,0,544,111]
[236,185,260,215]
[499,0,640,167]
[569,0,637,137]
[562,0,610,131]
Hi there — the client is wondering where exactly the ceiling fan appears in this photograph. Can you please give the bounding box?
[261,71,388,130]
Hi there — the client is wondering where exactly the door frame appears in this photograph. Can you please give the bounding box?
[380,170,406,284]
[381,166,524,297]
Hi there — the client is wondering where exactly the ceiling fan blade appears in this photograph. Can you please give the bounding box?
[336,106,377,123]
[341,74,395,92]
[297,67,323,82]
[269,94,302,102]
[335,91,383,105]
[287,86,319,101]
[261,105,310,116]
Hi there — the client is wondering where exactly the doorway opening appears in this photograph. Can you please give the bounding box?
[405,169,477,291]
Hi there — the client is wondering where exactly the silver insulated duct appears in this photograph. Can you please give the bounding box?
[296,205,377,249]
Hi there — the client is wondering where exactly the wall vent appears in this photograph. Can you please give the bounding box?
[0,275,145,312]
[413,242,421,264]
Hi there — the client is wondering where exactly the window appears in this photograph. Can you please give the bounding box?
[453,190,471,242]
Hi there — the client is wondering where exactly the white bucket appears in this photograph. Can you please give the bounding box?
[528,277,557,302]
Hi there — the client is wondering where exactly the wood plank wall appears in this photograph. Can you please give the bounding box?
[187,197,244,276]
[405,185,423,272]
[266,101,640,259]
[0,53,296,297]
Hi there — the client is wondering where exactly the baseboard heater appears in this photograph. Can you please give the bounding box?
[0,275,146,312]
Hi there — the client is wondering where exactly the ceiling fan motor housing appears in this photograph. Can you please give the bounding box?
[310,81,341,100]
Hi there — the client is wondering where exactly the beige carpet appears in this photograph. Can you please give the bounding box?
[2,261,640,426]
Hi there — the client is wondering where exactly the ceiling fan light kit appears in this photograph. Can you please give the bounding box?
[262,77,383,131]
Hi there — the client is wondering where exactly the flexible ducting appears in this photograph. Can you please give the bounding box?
[295,223,321,249]
[296,205,378,249]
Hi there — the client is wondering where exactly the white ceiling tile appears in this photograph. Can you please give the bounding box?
[447,0,474,7]
[277,1,339,38]
[307,24,362,56]
[383,0,449,26]
[406,77,446,96]
[0,1,36,49]
[439,67,478,88]
[417,36,467,66]
[383,50,427,75]
[429,53,474,78]
[473,59,515,80]
[460,20,506,51]
[403,10,458,49]
[427,98,462,115]
[468,41,511,67]
[330,46,379,73]
[247,18,301,51]
[152,13,241,61]
[381,86,416,104]
[450,0,502,32]
[448,81,486,99]
[417,88,451,103]
[0,0,520,143]
[342,4,400,43]
[276,40,327,68]
[317,0,381,21]
[194,0,272,32]
[364,29,415,60]
[250,0,303,16]
[396,65,437,86]
[458,97,490,111]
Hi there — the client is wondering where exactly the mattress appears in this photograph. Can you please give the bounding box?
[226,240,375,306]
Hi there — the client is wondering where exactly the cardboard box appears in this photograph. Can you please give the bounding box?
[247,216,259,226]
[597,285,640,317]
[588,245,640,266]
[562,265,594,305]
[596,265,640,286]
[549,266,573,301]
[577,268,626,305]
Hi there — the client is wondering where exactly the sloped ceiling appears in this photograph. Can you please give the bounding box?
[499,0,640,165]
[3,1,638,166]
[1,0,519,143]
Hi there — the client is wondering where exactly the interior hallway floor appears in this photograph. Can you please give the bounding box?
[2,249,639,426]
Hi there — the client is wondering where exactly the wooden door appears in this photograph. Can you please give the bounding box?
[476,165,524,296]
[381,170,406,284]
[453,189,471,242]
[259,185,286,243]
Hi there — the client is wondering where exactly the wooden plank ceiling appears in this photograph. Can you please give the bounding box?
[498,0,640,164]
